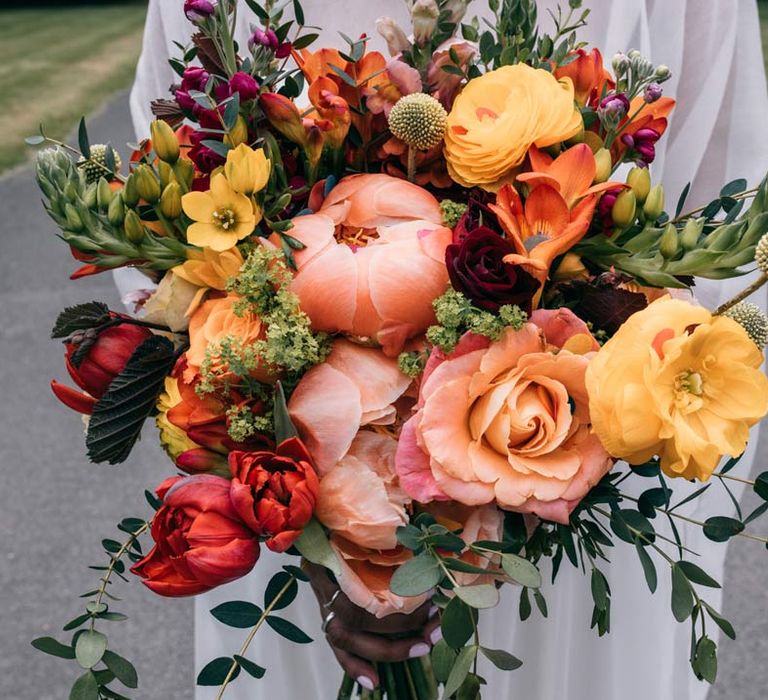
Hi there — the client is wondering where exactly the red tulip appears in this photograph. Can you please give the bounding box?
[50,319,152,414]
[131,475,260,597]
[229,438,320,553]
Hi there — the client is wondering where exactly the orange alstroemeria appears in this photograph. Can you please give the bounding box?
[307,77,352,150]
[517,144,623,208]
[490,184,597,292]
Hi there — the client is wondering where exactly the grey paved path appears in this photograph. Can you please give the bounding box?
[0,91,766,699]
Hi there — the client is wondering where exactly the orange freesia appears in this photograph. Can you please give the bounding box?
[517,144,622,208]
[553,48,614,106]
[490,183,597,290]
[274,174,452,355]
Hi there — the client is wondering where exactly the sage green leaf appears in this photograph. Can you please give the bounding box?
[75,630,107,669]
[442,645,477,700]
[479,646,523,671]
[431,640,457,684]
[454,584,500,609]
[69,671,99,700]
[441,597,476,649]
[102,650,138,689]
[294,518,341,577]
[670,564,694,622]
[501,554,542,588]
[389,554,442,597]
[31,637,75,659]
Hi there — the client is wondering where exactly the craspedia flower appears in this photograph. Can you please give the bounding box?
[755,232,768,275]
[388,93,448,151]
[723,302,768,348]
[78,145,122,184]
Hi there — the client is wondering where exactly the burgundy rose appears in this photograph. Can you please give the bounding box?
[229,72,260,102]
[445,227,540,313]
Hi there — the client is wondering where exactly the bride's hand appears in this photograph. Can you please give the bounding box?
[305,561,440,691]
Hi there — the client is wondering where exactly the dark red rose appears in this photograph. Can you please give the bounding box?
[229,72,260,102]
[51,318,152,414]
[445,227,540,313]
[131,475,260,597]
[229,438,320,553]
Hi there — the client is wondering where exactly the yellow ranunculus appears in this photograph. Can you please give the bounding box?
[585,297,768,481]
[444,64,583,191]
[224,144,271,195]
[182,173,258,251]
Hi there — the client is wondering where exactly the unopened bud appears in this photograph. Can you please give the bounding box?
[108,193,125,226]
[96,177,114,210]
[134,164,161,203]
[659,223,679,259]
[411,0,439,47]
[376,16,411,56]
[611,190,637,228]
[158,161,175,189]
[593,148,612,184]
[224,115,249,148]
[83,183,98,209]
[123,174,140,207]
[64,203,84,232]
[642,185,665,221]
[681,217,705,251]
[150,119,180,164]
[612,52,630,77]
[627,167,651,203]
[173,158,195,190]
[124,209,146,243]
[655,64,671,81]
[160,182,183,219]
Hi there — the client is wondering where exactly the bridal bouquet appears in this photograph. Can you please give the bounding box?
[30,0,768,698]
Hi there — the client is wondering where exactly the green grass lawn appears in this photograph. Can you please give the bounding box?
[0,2,147,173]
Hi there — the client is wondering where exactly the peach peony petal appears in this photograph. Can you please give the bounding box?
[395,417,450,502]
[531,308,599,351]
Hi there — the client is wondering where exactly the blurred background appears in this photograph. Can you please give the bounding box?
[1,1,768,698]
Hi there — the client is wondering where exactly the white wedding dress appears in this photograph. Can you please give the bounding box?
[124,2,768,698]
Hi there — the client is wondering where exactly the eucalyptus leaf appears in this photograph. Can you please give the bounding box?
[389,554,442,597]
[294,518,341,577]
[102,650,138,689]
[702,602,736,641]
[31,636,75,659]
[78,118,91,159]
[677,561,721,589]
[69,671,99,700]
[431,640,457,684]
[264,571,298,611]
[754,472,768,501]
[454,584,500,609]
[75,630,107,669]
[442,645,477,700]
[479,646,523,671]
[670,564,694,622]
[441,597,476,649]
[694,636,718,683]
[703,516,744,543]
[501,554,542,588]
[634,540,657,593]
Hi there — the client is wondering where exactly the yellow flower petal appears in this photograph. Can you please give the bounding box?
[182,191,216,223]
[187,222,241,251]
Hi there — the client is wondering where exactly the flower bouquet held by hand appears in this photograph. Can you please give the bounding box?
[29,0,768,697]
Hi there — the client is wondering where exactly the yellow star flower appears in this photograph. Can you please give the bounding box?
[182,173,258,251]
[224,144,271,195]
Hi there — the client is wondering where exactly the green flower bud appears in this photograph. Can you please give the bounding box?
[134,164,161,203]
[64,203,83,232]
[642,184,665,221]
[173,158,195,190]
[124,209,146,243]
[150,119,180,164]
[83,183,98,209]
[659,223,679,259]
[681,217,704,251]
[108,193,125,227]
[63,181,79,203]
[96,177,114,210]
[160,182,183,219]
[611,190,637,228]
[627,167,651,203]
[123,173,140,207]
[158,161,175,189]
[593,148,612,184]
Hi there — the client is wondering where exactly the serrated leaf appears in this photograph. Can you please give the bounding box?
[102,650,138,689]
[266,616,312,644]
[454,584,499,609]
[264,571,298,611]
[75,630,107,669]
[234,655,266,679]
[51,302,111,339]
[677,561,721,589]
[294,518,341,577]
[442,645,477,699]
[479,646,523,671]
[197,657,239,686]
[634,540,657,593]
[441,597,476,649]
[78,118,91,159]
[670,564,694,622]
[501,554,542,588]
[389,554,442,596]
[210,601,263,629]
[69,671,99,700]
[32,637,75,659]
[274,381,298,443]
[86,336,176,464]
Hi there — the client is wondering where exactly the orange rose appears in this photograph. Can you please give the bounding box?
[396,309,613,524]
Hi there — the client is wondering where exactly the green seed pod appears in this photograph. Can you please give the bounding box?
[681,217,704,251]
[659,223,679,259]
[160,182,183,220]
[96,177,114,210]
[642,185,665,221]
[108,193,125,226]
[123,174,140,207]
[124,209,146,243]
[611,190,637,228]
[134,164,161,203]
[627,167,651,203]
[64,203,83,232]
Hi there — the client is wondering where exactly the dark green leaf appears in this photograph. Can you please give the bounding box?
[51,301,111,339]
[273,381,299,443]
[557,524,578,566]
[264,571,298,611]
[431,639,457,684]
[200,139,232,158]
[441,597,476,649]
[327,64,358,88]
[69,671,99,700]
[670,564,694,622]
[443,646,477,699]
[744,500,768,526]
[454,584,499,609]
[719,456,741,475]
[702,602,736,640]
[234,655,266,679]
[389,554,442,596]
[98,612,128,622]
[479,646,522,671]
[291,33,319,50]
[677,561,721,589]
[675,182,691,218]
[533,589,548,617]
[457,673,481,700]
[443,559,494,575]
[754,472,768,501]
[720,178,748,198]
[99,687,131,700]
[244,0,269,20]
[78,118,91,159]
[102,539,121,554]
[634,540,657,593]
[86,336,176,464]
[441,64,466,76]
[63,614,91,631]
[396,524,423,551]
[75,630,107,669]
[266,616,312,644]
[197,657,239,686]
[31,637,75,659]
[501,554,542,588]
[145,489,163,510]
[694,636,718,683]
[210,601,263,629]
[292,0,305,24]
[104,145,116,175]
[590,569,609,611]
[282,564,310,582]
[294,518,341,576]
[703,516,744,543]
[102,650,138,689]
[669,484,711,513]
[518,587,532,621]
